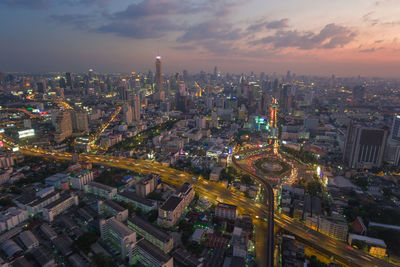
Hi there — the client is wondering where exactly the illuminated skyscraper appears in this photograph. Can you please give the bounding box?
[155,56,165,101]
[133,94,141,121]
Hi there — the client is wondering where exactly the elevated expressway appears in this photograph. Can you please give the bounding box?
[1,137,394,267]
[232,146,394,267]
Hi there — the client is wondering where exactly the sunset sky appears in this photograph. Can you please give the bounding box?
[1,0,400,76]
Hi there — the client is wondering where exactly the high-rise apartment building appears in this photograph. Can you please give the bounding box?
[100,217,136,264]
[123,104,134,125]
[391,115,400,142]
[54,111,73,143]
[133,94,141,121]
[71,110,89,133]
[343,122,388,169]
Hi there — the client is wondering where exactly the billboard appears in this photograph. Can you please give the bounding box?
[18,129,35,139]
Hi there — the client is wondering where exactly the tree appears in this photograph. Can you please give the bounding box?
[91,253,115,267]
[241,174,253,185]
[73,231,99,254]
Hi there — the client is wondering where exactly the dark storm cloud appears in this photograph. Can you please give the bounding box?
[0,0,50,9]
[97,18,181,39]
[252,23,357,50]
[50,14,97,29]
[247,18,289,32]
[266,19,290,29]
[0,0,110,8]
[177,21,241,43]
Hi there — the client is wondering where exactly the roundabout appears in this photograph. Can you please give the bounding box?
[253,157,291,177]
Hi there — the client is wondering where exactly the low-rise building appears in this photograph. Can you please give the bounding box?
[42,193,79,222]
[133,238,173,267]
[318,216,348,241]
[98,199,128,222]
[100,217,136,264]
[45,173,69,189]
[215,202,237,220]
[157,196,184,227]
[127,215,173,253]
[0,208,28,233]
[69,170,94,190]
[116,191,157,212]
[85,181,117,199]
[348,234,387,258]
[136,174,160,198]
[18,231,39,250]
[14,190,60,216]
[31,247,55,267]
[40,224,57,240]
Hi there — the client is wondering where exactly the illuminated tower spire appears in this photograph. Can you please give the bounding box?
[155,55,165,101]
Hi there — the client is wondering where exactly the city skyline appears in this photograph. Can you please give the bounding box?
[1,0,400,77]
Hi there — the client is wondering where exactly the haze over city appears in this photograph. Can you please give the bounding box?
[1,0,400,76]
[2,1,400,267]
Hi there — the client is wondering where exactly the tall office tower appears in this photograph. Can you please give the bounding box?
[155,56,165,101]
[88,69,94,81]
[261,93,269,115]
[123,104,134,125]
[260,72,265,81]
[71,110,89,133]
[54,111,73,143]
[391,115,400,142]
[352,85,365,102]
[343,121,389,169]
[133,94,141,121]
[238,76,246,98]
[272,78,279,98]
[66,72,72,87]
[286,70,291,82]
[166,79,171,98]
[279,84,289,114]
[57,87,65,99]
[59,77,66,88]
[36,82,45,93]
[213,66,218,79]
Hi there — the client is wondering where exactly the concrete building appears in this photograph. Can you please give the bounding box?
[100,217,136,264]
[318,216,348,241]
[132,239,173,267]
[0,208,28,233]
[42,193,79,222]
[98,199,128,222]
[157,196,184,227]
[85,181,117,199]
[343,122,388,169]
[127,215,173,253]
[71,110,89,133]
[54,111,73,143]
[116,191,157,212]
[348,234,387,258]
[18,230,39,250]
[215,203,237,220]
[136,174,159,198]
[69,170,94,190]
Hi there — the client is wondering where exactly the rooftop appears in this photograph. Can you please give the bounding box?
[216,202,237,210]
[136,238,171,263]
[160,196,183,211]
[128,216,171,243]
[118,191,155,207]
[102,199,126,212]
[87,181,116,192]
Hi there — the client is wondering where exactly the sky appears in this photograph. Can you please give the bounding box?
[0,0,400,77]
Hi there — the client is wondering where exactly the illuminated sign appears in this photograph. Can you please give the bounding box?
[12,147,19,152]
[18,129,35,138]
[0,129,4,133]
[0,141,3,147]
